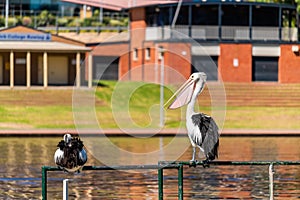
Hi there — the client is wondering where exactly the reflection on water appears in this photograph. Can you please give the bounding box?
[0,136,299,199]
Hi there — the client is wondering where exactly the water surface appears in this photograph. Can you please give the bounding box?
[0,136,299,199]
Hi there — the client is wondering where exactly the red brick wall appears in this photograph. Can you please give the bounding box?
[219,44,252,82]
[118,52,127,80]
[97,42,300,84]
[128,7,147,81]
[118,42,191,83]
[165,43,191,83]
[141,42,191,84]
[143,42,157,83]
[91,43,129,56]
[279,45,300,83]
[91,43,130,80]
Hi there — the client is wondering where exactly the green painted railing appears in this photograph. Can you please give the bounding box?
[158,161,300,200]
[41,165,159,200]
[42,161,300,200]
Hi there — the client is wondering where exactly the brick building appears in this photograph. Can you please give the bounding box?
[65,0,300,83]
[0,25,92,88]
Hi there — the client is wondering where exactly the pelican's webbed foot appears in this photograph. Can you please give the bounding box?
[202,159,210,168]
[189,159,197,167]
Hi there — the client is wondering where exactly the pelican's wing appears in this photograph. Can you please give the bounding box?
[168,81,194,109]
[192,113,219,160]
[79,149,88,165]
[54,148,64,165]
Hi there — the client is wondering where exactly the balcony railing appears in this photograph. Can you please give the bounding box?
[146,25,298,42]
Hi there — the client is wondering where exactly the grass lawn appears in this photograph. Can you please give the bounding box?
[0,81,300,130]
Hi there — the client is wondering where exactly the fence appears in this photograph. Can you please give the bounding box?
[0,9,128,31]
[42,160,300,200]
[146,26,298,42]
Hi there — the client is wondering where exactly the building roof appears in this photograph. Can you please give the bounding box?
[61,0,178,11]
[0,25,86,46]
[0,25,91,52]
[0,41,91,52]
[58,31,129,43]
[61,0,296,11]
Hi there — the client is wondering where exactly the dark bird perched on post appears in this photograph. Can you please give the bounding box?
[54,133,87,173]
[165,72,219,167]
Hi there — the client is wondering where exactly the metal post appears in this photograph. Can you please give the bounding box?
[63,179,69,200]
[249,5,252,41]
[83,4,87,19]
[88,53,93,88]
[188,5,192,37]
[159,48,165,127]
[42,166,47,200]
[218,3,222,41]
[99,7,103,24]
[171,0,183,28]
[178,165,183,200]
[269,164,274,200]
[278,7,282,41]
[5,0,9,28]
[158,168,164,200]
[76,52,81,87]
[34,12,37,29]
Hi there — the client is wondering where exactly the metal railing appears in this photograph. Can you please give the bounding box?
[37,26,128,34]
[41,165,159,200]
[146,26,298,42]
[0,9,128,31]
[42,160,300,200]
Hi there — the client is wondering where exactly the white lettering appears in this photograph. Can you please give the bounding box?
[0,33,51,41]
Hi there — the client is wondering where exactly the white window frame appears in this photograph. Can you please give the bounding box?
[145,47,151,60]
[133,48,138,61]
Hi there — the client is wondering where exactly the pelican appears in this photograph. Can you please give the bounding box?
[54,133,87,173]
[166,72,219,166]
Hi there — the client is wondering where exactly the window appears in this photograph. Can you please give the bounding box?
[158,46,164,60]
[133,48,138,61]
[145,48,151,60]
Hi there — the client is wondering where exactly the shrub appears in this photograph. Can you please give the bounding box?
[0,17,4,26]
[122,18,129,26]
[93,9,100,17]
[82,18,93,26]
[8,17,19,27]
[103,17,110,25]
[109,19,122,26]
[67,18,83,27]
[57,17,68,26]
[91,21,103,27]
[37,10,49,26]
[22,16,32,26]
[37,10,55,26]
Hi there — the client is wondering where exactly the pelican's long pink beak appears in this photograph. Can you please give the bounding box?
[165,78,195,109]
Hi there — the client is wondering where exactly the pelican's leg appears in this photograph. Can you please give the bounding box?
[190,147,196,162]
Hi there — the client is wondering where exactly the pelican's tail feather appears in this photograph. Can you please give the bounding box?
[207,139,219,160]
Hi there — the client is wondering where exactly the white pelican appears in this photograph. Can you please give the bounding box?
[166,72,219,166]
[54,134,87,173]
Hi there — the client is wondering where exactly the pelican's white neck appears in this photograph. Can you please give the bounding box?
[186,81,203,116]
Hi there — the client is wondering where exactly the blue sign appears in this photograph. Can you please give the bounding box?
[0,33,52,41]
